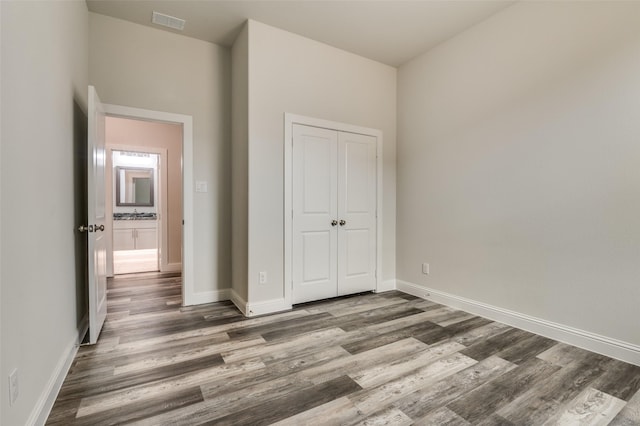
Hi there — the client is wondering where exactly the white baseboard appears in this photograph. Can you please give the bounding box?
[162,262,182,273]
[230,289,248,316]
[185,288,290,318]
[29,330,82,425]
[396,280,640,367]
[245,297,291,317]
[183,288,230,306]
[376,279,397,293]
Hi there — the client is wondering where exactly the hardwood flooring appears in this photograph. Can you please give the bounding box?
[47,272,640,425]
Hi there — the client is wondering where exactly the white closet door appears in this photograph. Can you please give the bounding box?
[292,124,339,304]
[337,131,377,295]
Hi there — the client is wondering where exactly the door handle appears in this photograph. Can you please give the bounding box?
[78,225,93,233]
[331,220,338,227]
[339,220,346,226]
[94,224,105,232]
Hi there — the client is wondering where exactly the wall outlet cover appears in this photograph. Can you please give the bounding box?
[9,368,18,406]
[422,263,430,275]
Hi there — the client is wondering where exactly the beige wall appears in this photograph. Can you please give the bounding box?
[1,1,88,424]
[231,24,249,301]
[246,20,397,303]
[106,117,183,266]
[397,1,640,346]
[90,13,231,294]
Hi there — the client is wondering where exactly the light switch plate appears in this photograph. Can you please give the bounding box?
[195,181,208,193]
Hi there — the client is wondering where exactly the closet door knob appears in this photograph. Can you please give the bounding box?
[339,220,346,226]
[331,220,338,226]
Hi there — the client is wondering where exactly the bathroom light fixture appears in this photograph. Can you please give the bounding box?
[152,11,185,31]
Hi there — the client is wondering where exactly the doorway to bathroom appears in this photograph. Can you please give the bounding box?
[111,149,160,274]
[105,116,183,277]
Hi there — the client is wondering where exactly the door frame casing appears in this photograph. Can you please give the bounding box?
[284,113,383,308]
[103,103,195,306]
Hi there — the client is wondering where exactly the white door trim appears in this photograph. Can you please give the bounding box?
[284,113,383,308]
[103,103,194,306]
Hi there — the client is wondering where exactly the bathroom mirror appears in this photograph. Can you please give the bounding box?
[115,167,154,207]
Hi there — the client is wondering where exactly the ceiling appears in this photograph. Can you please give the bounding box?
[86,1,514,67]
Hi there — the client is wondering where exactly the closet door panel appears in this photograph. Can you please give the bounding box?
[292,124,339,304]
[338,132,377,295]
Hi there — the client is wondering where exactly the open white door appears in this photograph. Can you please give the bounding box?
[84,86,108,344]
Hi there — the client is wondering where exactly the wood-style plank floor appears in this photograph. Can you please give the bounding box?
[47,272,640,425]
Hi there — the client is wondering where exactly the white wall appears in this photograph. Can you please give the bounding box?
[89,13,231,295]
[231,23,249,302]
[246,20,397,304]
[397,1,640,346]
[1,1,89,424]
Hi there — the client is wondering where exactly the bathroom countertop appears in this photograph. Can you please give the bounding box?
[113,213,157,220]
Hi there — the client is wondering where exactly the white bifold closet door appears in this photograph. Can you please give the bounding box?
[292,124,377,304]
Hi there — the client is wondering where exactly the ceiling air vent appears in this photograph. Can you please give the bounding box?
[152,11,185,31]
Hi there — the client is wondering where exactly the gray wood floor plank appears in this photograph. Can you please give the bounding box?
[58,353,224,401]
[446,357,560,423]
[341,320,443,354]
[134,374,317,425]
[536,342,601,367]
[392,356,516,419]
[69,387,203,426]
[610,388,640,425]
[222,327,348,363]
[413,406,471,426]
[200,345,352,400]
[75,359,265,418]
[200,375,362,426]
[496,355,610,425]
[72,333,235,371]
[459,327,534,361]
[302,338,429,386]
[352,406,413,426]
[350,340,466,388]
[494,333,557,364]
[542,387,626,425]
[452,321,511,347]
[47,273,638,425]
[271,396,364,426]
[310,295,405,317]
[591,359,640,401]
[349,352,478,414]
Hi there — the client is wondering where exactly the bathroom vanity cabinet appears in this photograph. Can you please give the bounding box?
[113,220,157,250]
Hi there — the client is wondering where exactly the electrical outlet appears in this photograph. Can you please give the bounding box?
[422,263,430,275]
[9,368,18,406]
[259,271,267,284]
